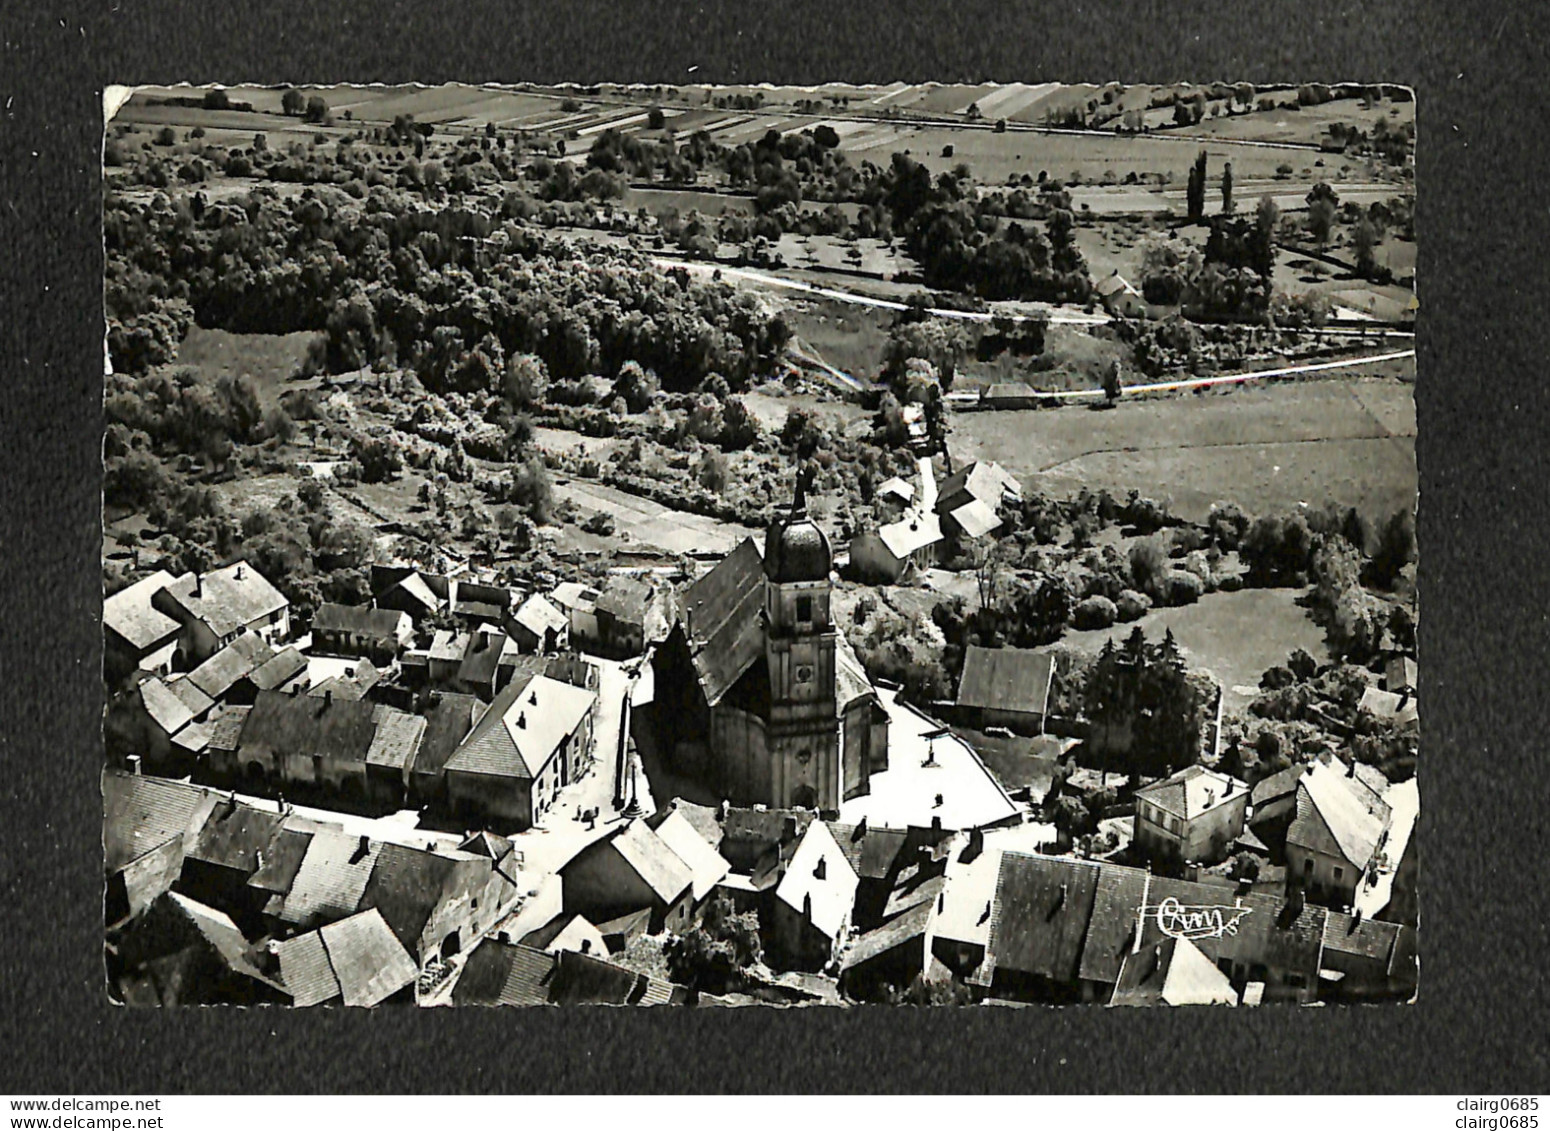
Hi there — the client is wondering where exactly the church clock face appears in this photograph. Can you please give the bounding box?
[795,664,815,685]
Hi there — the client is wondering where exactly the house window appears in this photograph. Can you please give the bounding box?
[795,595,813,623]
[1285,973,1307,989]
[1333,867,1344,883]
[1304,858,1314,875]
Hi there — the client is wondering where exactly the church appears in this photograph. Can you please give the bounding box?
[649,471,889,811]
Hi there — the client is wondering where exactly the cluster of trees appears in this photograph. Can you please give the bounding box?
[104,187,795,397]
[1086,628,1215,779]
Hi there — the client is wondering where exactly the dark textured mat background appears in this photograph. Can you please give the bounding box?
[1,0,1546,1094]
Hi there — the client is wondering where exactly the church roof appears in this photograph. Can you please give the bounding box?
[764,513,832,583]
[681,538,768,707]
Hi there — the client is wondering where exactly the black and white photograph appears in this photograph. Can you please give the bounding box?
[100,78,1419,1009]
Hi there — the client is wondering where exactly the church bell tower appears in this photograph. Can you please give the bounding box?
[762,466,840,810]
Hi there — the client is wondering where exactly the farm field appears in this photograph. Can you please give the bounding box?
[549,478,760,557]
[172,328,319,409]
[1172,97,1415,146]
[949,377,1416,523]
[1059,586,1330,711]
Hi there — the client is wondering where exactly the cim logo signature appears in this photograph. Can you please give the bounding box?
[1149,896,1254,941]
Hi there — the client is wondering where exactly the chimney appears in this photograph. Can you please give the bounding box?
[191,572,202,598]
[323,689,333,707]
[964,827,985,863]
[235,564,245,580]
[1224,778,1234,796]
[931,814,943,832]
[581,938,592,954]
[1347,759,1357,778]
[127,754,142,776]
[516,712,526,729]
[1056,881,1068,910]
[291,682,301,697]
[853,817,867,841]
[349,835,371,865]
[814,856,827,881]
[255,850,264,872]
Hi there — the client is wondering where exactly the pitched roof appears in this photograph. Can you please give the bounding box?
[1136,765,1248,822]
[138,676,211,735]
[186,632,276,699]
[103,570,180,651]
[1095,271,1141,298]
[360,842,485,952]
[825,822,912,881]
[520,913,607,957]
[239,689,415,767]
[774,821,860,940]
[102,771,219,873]
[595,576,652,623]
[306,659,381,702]
[652,811,731,901]
[428,629,466,663]
[312,603,410,638]
[1136,874,1327,983]
[275,929,341,1006]
[982,381,1039,400]
[318,907,419,1007]
[875,509,943,559]
[164,892,283,992]
[986,852,1101,983]
[247,826,315,895]
[514,593,567,639]
[276,830,383,926]
[160,563,288,639]
[248,647,308,692]
[390,571,443,613]
[1289,761,1392,870]
[834,632,877,712]
[1359,685,1419,725]
[453,941,558,1006]
[936,461,1020,512]
[1249,762,1305,807]
[841,898,934,972]
[410,692,486,778]
[607,820,695,904]
[365,707,427,770]
[456,628,509,689]
[445,674,595,780]
[1322,911,1401,963]
[1111,935,1237,1007]
[547,949,676,1005]
[549,581,599,614]
[1077,862,1151,985]
[956,645,1055,717]
[877,476,914,502]
[947,498,1002,540]
[185,798,287,874]
[679,537,767,706]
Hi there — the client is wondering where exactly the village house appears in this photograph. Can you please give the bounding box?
[1110,934,1238,1007]
[1358,684,1419,727]
[1132,765,1249,866]
[849,509,943,583]
[1246,762,1307,859]
[769,820,860,972]
[953,645,1057,736]
[933,460,1020,543]
[405,690,487,808]
[1095,270,1148,318]
[1319,909,1418,1003]
[184,631,280,705]
[227,687,427,808]
[152,562,290,666]
[111,891,288,1007]
[104,673,216,774]
[1286,759,1393,909]
[442,673,597,830]
[979,382,1042,410]
[850,457,944,583]
[875,475,915,517]
[372,567,447,622]
[560,819,696,935]
[975,853,1328,1006]
[575,575,674,659]
[309,603,413,664]
[650,476,890,812]
[274,907,419,1007]
[649,809,733,911]
[550,581,602,646]
[103,770,220,927]
[509,592,568,654]
[357,836,525,965]
[103,569,182,686]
